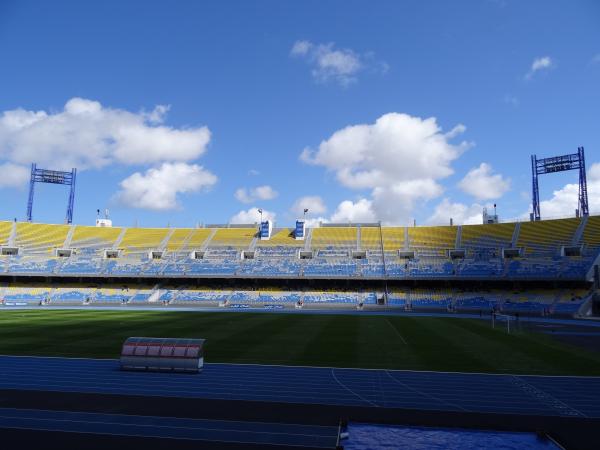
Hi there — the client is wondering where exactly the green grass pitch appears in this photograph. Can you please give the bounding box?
[1,309,599,375]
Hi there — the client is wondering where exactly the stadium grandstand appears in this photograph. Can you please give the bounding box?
[0,215,599,317]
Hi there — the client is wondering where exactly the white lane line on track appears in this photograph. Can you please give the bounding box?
[1,374,597,416]
[384,370,469,412]
[5,366,596,394]
[1,381,582,415]
[330,368,378,407]
[9,364,591,388]
[0,422,335,446]
[0,385,369,409]
[0,415,335,439]
[0,406,338,431]
[2,354,600,379]
[510,375,587,418]
[0,379,359,397]
[3,366,600,395]
[0,372,548,393]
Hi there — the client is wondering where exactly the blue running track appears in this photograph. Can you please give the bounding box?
[0,355,599,418]
[0,407,338,448]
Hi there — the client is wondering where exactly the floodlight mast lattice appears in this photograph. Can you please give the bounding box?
[531,147,588,221]
[26,163,77,224]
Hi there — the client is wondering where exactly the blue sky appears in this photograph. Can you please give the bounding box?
[0,0,599,227]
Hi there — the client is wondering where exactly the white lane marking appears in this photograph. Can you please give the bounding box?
[2,355,600,379]
[330,368,378,407]
[384,371,468,412]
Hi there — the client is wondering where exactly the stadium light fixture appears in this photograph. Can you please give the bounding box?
[26,163,77,224]
[531,147,588,221]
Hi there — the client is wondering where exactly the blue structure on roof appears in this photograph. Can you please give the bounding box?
[531,147,588,221]
[260,220,271,239]
[26,163,77,224]
[295,220,305,239]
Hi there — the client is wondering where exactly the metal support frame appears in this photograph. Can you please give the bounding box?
[26,163,77,224]
[531,147,588,221]
[378,221,388,305]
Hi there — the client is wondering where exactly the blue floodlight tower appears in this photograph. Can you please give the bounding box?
[531,147,588,221]
[26,163,77,224]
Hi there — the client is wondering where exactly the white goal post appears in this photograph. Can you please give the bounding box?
[492,313,515,334]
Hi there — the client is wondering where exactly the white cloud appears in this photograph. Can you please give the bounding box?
[427,199,484,225]
[144,104,170,124]
[301,113,467,188]
[248,169,260,176]
[0,162,30,188]
[234,185,278,204]
[458,163,510,200]
[301,112,469,224]
[230,207,276,224]
[528,163,600,218]
[303,217,328,228]
[591,163,600,180]
[531,56,552,71]
[330,199,376,223]
[253,185,278,201]
[293,196,378,226]
[525,56,554,79]
[291,40,386,86]
[290,40,312,56]
[0,97,211,173]
[291,196,327,216]
[114,162,217,211]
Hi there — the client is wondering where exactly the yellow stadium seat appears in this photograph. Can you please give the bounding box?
[311,227,357,248]
[461,222,515,255]
[210,228,257,248]
[583,216,600,250]
[120,228,170,254]
[360,227,382,250]
[15,222,71,254]
[0,221,13,246]
[408,226,456,255]
[71,225,123,252]
[517,218,580,254]
[381,227,405,251]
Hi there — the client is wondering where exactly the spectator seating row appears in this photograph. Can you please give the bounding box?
[0,283,591,315]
